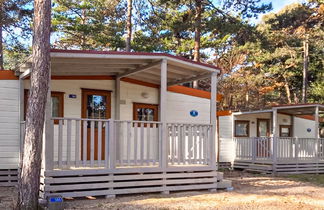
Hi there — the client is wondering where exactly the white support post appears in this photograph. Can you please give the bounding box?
[115,78,121,163]
[315,106,319,139]
[19,79,25,163]
[160,59,168,169]
[43,75,54,171]
[115,78,121,120]
[209,72,218,193]
[272,109,278,172]
[210,72,217,168]
[160,59,169,194]
[315,106,319,161]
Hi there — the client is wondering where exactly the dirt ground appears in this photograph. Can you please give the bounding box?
[2,171,324,210]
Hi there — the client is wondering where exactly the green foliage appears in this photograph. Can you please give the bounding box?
[52,0,126,50]
[1,0,33,69]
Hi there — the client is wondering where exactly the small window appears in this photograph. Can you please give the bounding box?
[51,92,64,124]
[24,90,64,124]
[133,103,158,121]
[235,120,250,137]
[280,125,292,137]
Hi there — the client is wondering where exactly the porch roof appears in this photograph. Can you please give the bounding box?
[233,104,324,118]
[19,49,220,86]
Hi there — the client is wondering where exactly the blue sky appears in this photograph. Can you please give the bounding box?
[257,0,305,21]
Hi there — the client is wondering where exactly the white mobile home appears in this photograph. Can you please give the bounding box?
[0,50,231,198]
[219,104,324,174]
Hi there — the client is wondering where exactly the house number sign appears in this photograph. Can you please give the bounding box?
[190,110,199,117]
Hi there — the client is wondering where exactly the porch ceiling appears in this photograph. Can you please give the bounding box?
[276,104,324,116]
[19,50,220,86]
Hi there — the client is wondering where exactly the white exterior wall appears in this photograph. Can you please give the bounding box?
[166,92,210,124]
[293,117,316,138]
[218,116,235,163]
[24,80,212,162]
[0,80,20,169]
[234,113,291,137]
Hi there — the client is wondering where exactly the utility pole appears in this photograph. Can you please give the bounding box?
[302,34,309,104]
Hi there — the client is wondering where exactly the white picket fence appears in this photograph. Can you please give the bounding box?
[42,118,212,169]
[234,137,324,162]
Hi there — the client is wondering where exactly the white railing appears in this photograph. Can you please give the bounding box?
[277,137,324,161]
[234,137,272,161]
[47,118,212,169]
[234,137,324,162]
[115,120,161,166]
[167,123,212,165]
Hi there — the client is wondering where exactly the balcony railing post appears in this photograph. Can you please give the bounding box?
[295,137,299,161]
[43,85,54,171]
[109,119,116,169]
[252,138,256,162]
[272,137,277,163]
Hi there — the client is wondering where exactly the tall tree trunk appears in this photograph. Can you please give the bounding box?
[302,34,309,103]
[17,0,51,208]
[125,0,132,52]
[0,1,4,70]
[284,77,292,104]
[193,0,202,89]
[193,0,202,62]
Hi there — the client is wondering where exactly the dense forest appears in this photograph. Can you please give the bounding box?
[1,0,323,110]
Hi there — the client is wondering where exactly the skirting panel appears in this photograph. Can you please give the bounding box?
[40,167,221,198]
[234,160,324,174]
[0,169,18,186]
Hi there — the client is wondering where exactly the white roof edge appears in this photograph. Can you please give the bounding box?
[232,109,272,115]
[50,52,220,73]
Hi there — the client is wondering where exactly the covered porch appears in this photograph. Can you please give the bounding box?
[233,104,324,174]
[19,50,227,199]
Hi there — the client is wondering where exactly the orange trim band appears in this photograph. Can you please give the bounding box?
[168,85,222,101]
[120,77,160,88]
[217,110,232,116]
[0,70,18,80]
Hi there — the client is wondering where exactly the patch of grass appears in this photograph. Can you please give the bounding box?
[284,174,324,186]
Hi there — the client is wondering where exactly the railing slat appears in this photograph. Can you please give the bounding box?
[58,120,63,169]
[66,119,72,168]
[98,121,102,167]
[140,122,144,166]
[127,122,131,166]
[146,124,151,165]
[90,121,95,167]
[105,121,109,168]
[75,120,80,167]
[134,123,138,166]
[82,120,87,167]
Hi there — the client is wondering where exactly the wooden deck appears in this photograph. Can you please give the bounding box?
[0,169,18,187]
[29,118,230,199]
[40,166,229,199]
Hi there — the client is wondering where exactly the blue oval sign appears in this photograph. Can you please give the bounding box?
[307,128,312,133]
[190,110,198,117]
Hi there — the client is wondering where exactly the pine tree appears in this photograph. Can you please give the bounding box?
[0,0,33,69]
[17,0,51,208]
[52,0,126,50]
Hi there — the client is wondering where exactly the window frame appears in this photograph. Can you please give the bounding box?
[279,125,292,137]
[133,102,159,122]
[234,120,250,137]
[24,89,64,124]
[51,91,65,124]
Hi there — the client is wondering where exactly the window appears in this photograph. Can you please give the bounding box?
[280,125,292,137]
[24,90,64,124]
[234,120,250,137]
[133,103,158,121]
[51,92,64,124]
